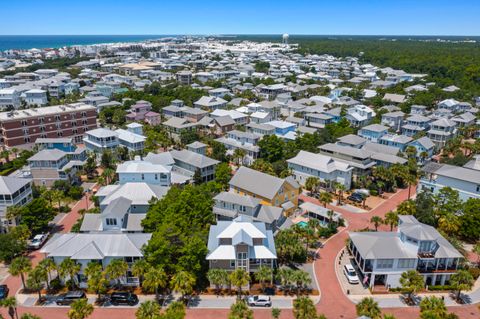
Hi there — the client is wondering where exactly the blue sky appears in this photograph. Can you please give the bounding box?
[1,0,479,36]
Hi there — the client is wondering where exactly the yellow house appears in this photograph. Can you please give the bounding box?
[229,166,300,214]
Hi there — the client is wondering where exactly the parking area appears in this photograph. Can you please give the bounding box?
[336,248,370,296]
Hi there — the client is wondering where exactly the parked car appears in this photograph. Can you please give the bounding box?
[28,233,49,250]
[343,264,360,284]
[247,295,272,307]
[0,285,9,300]
[347,193,364,203]
[109,292,139,306]
[56,291,87,305]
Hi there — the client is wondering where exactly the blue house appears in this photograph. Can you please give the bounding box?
[358,124,389,143]
[408,137,435,163]
[265,120,297,138]
[378,134,413,152]
[323,107,342,123]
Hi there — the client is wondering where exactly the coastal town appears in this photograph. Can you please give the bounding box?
[0,35,479,319]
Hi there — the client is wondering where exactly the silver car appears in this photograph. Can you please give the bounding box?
[343,264,360,284]
[247,295,272,307]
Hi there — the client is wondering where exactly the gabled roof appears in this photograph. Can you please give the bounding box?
[0,176,31,195]
[287,150,352,173]
[100,183,169,206]
[28,149,66,162]
[229,166,298,200]
[170,149,219,168]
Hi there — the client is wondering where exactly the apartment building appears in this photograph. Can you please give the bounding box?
[0,103,97,148]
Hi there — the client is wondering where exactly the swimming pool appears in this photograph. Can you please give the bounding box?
[297,221,308,228]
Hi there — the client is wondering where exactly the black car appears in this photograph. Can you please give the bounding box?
[0,285,9,299]
[109,292,139,306]
[347,193,364,203]
[56,291,87,305]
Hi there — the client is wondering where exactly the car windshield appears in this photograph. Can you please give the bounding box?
[347,270,356,276]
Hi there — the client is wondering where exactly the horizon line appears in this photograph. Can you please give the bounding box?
[0,33,479,37]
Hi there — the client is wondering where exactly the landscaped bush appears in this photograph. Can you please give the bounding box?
[427,285,455,291]
[467,267,480,280]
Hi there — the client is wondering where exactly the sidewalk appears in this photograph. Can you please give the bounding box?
[348,277,480,308]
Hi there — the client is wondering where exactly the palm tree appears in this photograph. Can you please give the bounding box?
[293,297,318,319]
[5,206,24,230]
[271,307,281,319]
[356,297,381,319]
[105,259,128,288]
[2,296,18,319]
[228,299,253,319]
[207,268,229,295]
[59,258,81,290]
[1,150,11,163]
[229,269,250,299]
[84,262,107,302]
[26,266,47,301]
[51,189,64,212]
[142,267,167,301]
[131,259,151,287]
[9,256,32,289]
[419,296,448,318]
[450,270,474,301]
[233,148,246,166]
[318,192,333,208]
[170,270,196,299]
[327,210,335,225]
[101,167,116,185]
[276,268,294,293]
[383,211,398,231]
[38,258,57,290]
[370,216,383,231]
[254,266,273,292]
[305,177,320,195]
[405,172,417,200]
[291,270,311,296]
[399,270,424,302]
[67,298,94,319]
[135,300,161,319]
[335,183,346,205]
[20,314,42,319]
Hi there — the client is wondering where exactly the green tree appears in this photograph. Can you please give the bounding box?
[228,299,253,319]
[318,192,333,208]
[250,159,276,176]
[84,262,107,301]
[210,141,228,162]
[370,216,383,231]
[26,266,47,301]
[419,296,448,319]
[271,308,281,319]
[356,297,381,319]
[207,268,229,295]
[254,266,273,292]
[38,258,56,290]
[67,298,94,319]
[258,135,285,162]
[233,148,246,166]
[9,256,32,289]
[170,270,196,298]
[1,297,18,319]
[161,301,186,319]
[132,259,152,287]
[100,150,115,169]
[293,297,319,319]
[19,198,55,234]
[143,267,167,301]
[384,211,398,231]
[459,198,480,241]
[20,314,42,319]
[0,230,28,263]
[450,270,474,301]
[193,168,203,185]
[305,177,320,194]
[229,269,250,298]
[291,270,311,296]
[399,270,424,301]
[136,300,161,319]
[215,162,232,190]
[59,258,81,290]
[105,259,128,288]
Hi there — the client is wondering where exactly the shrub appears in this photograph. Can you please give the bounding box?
[467,267,480,280]
[49,277,63,291]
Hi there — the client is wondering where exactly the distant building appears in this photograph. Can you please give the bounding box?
[0,176,33,233]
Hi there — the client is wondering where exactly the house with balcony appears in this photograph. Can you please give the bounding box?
[419,161,480,201]
[229,166,300,214]
[215,130,261,165]
[213,192,289,231]
[348,215,463,289]
[125,100,152,122]
[206,215,276,276]
[194,96,227,111]
[24,89,48,106]
[116,157,171,186]
[246,123,275,137]
[264,120,297,140]
[378,134,413,152]
[358,124,389,143]
[401,115,431,137]
[345,105,376,127]
[84,128,119,153]
[408,137,435,163]
[381,111,404,132]
[0,176,33,233]
[287,150,353,190]
[27,147,86,187]
[40,233,151,287]
[211,109,249,126]
[427,118,457,149]
[0,88,21,110]
[304,113,334,129]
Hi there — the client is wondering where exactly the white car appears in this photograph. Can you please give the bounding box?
[28,233,48,250]
[247,295,272,307]
[343,264,360,284]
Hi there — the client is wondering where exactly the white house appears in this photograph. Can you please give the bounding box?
[116,157,171,186]
[24,89,48,106]
[0,176,33,233]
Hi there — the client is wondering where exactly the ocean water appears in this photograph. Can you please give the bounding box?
[0,35,170,51]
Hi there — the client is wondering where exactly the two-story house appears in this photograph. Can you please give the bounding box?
[345,105,376,127]
[381,111,404,132]
[215,130,261,165]
[229,166,300,214]
[401,115,431,137]
[206,215,276,278]
[358,124,389,143]
[427,118,457,149]
[287,150,353,190]
[0,176,33,233]
[348,215,463,289]
[116,157,171,186]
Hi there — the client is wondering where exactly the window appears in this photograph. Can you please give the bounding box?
[377,259,394,269]
[155,174,158,180]
[477,185,480,192]
[106,218,117,226]
[21,120,28,126]
[141,174,145,180]
[398,259,416,268]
